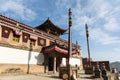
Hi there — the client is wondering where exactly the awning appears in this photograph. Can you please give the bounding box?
[44,45,68,55]
[43,45,76,55]
[30,35,37,40]
[14,29,22,36]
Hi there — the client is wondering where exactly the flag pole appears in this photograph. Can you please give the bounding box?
[85,24,91,66]
[68,8,72,80]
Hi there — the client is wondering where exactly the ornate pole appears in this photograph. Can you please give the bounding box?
[85,24,91,66]
[68,8,72,80]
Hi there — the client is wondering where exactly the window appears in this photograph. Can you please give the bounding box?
[13,34,20,42]
[30,39,36,46]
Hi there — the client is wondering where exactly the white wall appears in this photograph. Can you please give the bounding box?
[62,57,81,66]
[0,46,44,64]
[62,58,66,66]
[70,58,81,66]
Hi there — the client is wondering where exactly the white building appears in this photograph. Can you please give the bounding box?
[0,15,83,74]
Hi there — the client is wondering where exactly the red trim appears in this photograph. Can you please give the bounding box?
[55,46,68,54]
[30,35,37,40]
[71,50,76,55]
[0,15,79,50]
[44,46,55,53]
[14,29,22,36]
[44,45,77,55]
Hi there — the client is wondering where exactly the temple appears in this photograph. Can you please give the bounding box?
[36,18,67,36]
[0,15,83,74]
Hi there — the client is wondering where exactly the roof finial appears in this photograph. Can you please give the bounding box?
[76,40,78,45]
[48,17,49,20]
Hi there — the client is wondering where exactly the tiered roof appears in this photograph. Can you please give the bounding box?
[36,18,67,36]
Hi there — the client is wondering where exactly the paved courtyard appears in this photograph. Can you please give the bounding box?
[0,71,116,80]
[0,74,93,80]
[0,71,94,80]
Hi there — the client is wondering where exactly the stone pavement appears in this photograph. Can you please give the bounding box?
[0,73,93,80]
[0,71,94,80]
[2,70,118,80]
[0,74,60,80]
[0,70,117,80]
[0,72,117,80]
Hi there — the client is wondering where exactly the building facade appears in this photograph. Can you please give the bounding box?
[0,15,83,74]
[82,58,110,71]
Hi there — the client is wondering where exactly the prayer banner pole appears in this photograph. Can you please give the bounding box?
[85,24,91,66]
[68,8,72,80]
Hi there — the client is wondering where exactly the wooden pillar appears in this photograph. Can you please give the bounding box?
[53,57,56,73]
[44,55,48,73]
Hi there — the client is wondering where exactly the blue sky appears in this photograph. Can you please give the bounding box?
[0,0,120,62]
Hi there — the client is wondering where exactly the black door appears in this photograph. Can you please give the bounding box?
[48,57,54,71]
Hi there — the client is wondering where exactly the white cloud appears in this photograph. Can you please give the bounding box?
[104,18,120,32]
[0,0,36,21]
[71,0,120,45]
[55,0,72,11]
[1,0,119,45]
[55,0,120,45]
[92,0,120,32]
[90,28,120,45]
